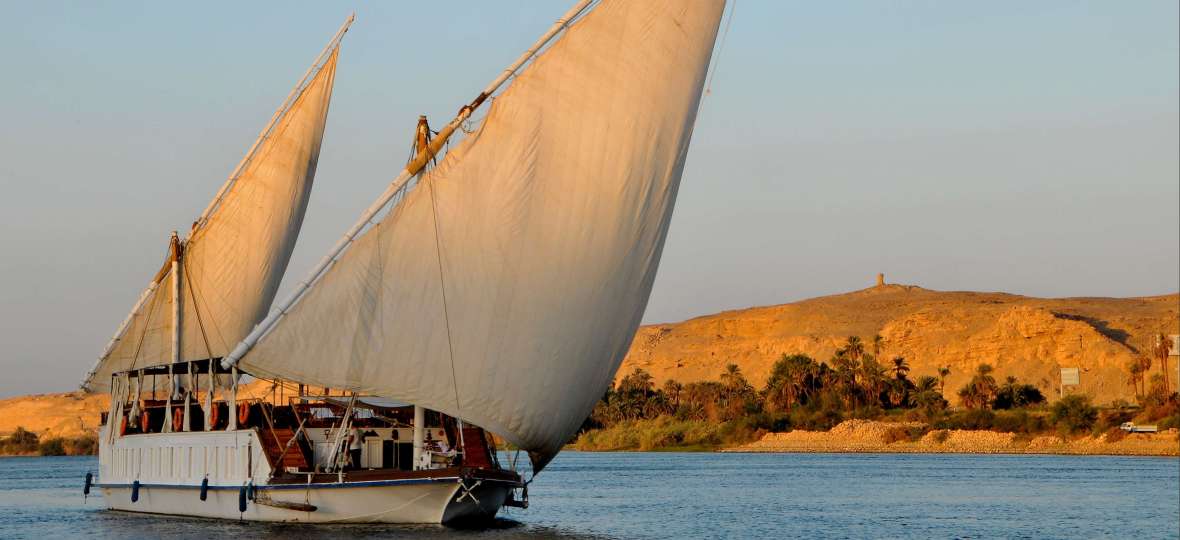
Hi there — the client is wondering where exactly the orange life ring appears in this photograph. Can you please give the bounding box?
[120,415,129,436]
[238,402,250,425]
[172,406,184,432]
[140,410,151,432]
[210,403,220,429]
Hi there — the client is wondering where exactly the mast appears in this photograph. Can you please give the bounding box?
[413,405,425,470]
[166,231,181,432]
[170,232,181,366]
[223,0,595,370]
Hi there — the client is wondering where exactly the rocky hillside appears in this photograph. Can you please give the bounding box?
[621,284,1178,405]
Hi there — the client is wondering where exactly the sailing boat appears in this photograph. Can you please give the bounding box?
[85,0,725,524]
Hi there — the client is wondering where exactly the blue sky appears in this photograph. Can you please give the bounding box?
[0,1,1176,397]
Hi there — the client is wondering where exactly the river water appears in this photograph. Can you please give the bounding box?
[0,452,1176,539]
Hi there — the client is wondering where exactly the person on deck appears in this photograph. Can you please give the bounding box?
[348,426,363,470]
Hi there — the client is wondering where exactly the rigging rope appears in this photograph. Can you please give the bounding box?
[427,177,463,418]
[182,256,216,364]
[704,0,736,96]
[127,275,163,377]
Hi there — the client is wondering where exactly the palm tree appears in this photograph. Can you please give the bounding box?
[994,375,1019,409]
[765,354,819,412]
[830,355,859,407]
[1126,360,1145,397]
[841,336,865,362]
[662,379,683,409]
[1156,334,1173,392]
[618,368,654,394]
[937,365,951,395]
[958,363,999,409]
[872,334,885,359]
[887,378,907,407]
[858,357,888,407]
[891,356,910,381]
[915,375,939,393]
[720,364,745,392]
[1137,353,1153,387]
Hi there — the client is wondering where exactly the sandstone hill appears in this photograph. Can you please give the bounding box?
[620,283,1178,405]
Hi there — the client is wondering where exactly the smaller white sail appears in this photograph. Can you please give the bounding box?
[82,24,348,392]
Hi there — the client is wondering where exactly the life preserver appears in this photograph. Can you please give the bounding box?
[210,403,220,429]
[238,402,250,425]
[172,407,184,432]
[140,410,151,432]
[120,415,129,436]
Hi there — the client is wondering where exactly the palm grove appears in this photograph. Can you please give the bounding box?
[575,335,1180,450]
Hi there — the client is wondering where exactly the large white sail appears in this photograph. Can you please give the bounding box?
[236,0,725,469]
[82,40,344,392]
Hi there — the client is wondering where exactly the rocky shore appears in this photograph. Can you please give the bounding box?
[724,420,1179,457]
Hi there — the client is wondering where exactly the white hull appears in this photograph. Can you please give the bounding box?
[97,425,512,524]
[99,477,508,523]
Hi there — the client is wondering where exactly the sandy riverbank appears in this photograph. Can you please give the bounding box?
[724,420,1179,457]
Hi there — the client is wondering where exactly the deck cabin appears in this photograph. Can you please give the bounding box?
[99,359,522,495]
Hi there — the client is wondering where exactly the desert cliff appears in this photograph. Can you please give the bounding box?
[621,284,1178,405]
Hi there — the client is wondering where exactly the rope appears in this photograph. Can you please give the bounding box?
[127,276,162,374]
[705,0,737,96]
[427,178,463,417]
[182,256,216,364]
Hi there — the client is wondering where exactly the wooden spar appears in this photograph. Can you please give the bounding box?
[192,13,355,235]
[223,0,596,370]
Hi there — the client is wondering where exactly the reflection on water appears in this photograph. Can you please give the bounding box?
[1,453,1177,539]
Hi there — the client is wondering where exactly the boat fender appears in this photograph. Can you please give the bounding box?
[210,404,220,429]
[238,484,248,513]
[238,402,250,425]
[199,477,209,501]
[246,481,256,501]
[172,407,184,432]
[131,480,140,503]
[141,411,151,432]
[120,416,128,436]
[83,472,93,497]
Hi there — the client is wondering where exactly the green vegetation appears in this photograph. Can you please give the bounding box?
[1050,395,1098,434]
[574,335,1180,451]
[0,427,97,456]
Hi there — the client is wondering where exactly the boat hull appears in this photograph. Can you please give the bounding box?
[99,477,509,524]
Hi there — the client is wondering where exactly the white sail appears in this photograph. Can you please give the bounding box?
[82,42,343,392]
[237,0,725,469]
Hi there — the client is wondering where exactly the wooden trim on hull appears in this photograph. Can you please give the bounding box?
[267,466,522,486]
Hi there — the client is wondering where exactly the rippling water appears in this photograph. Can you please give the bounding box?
[1,452,1176,539]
